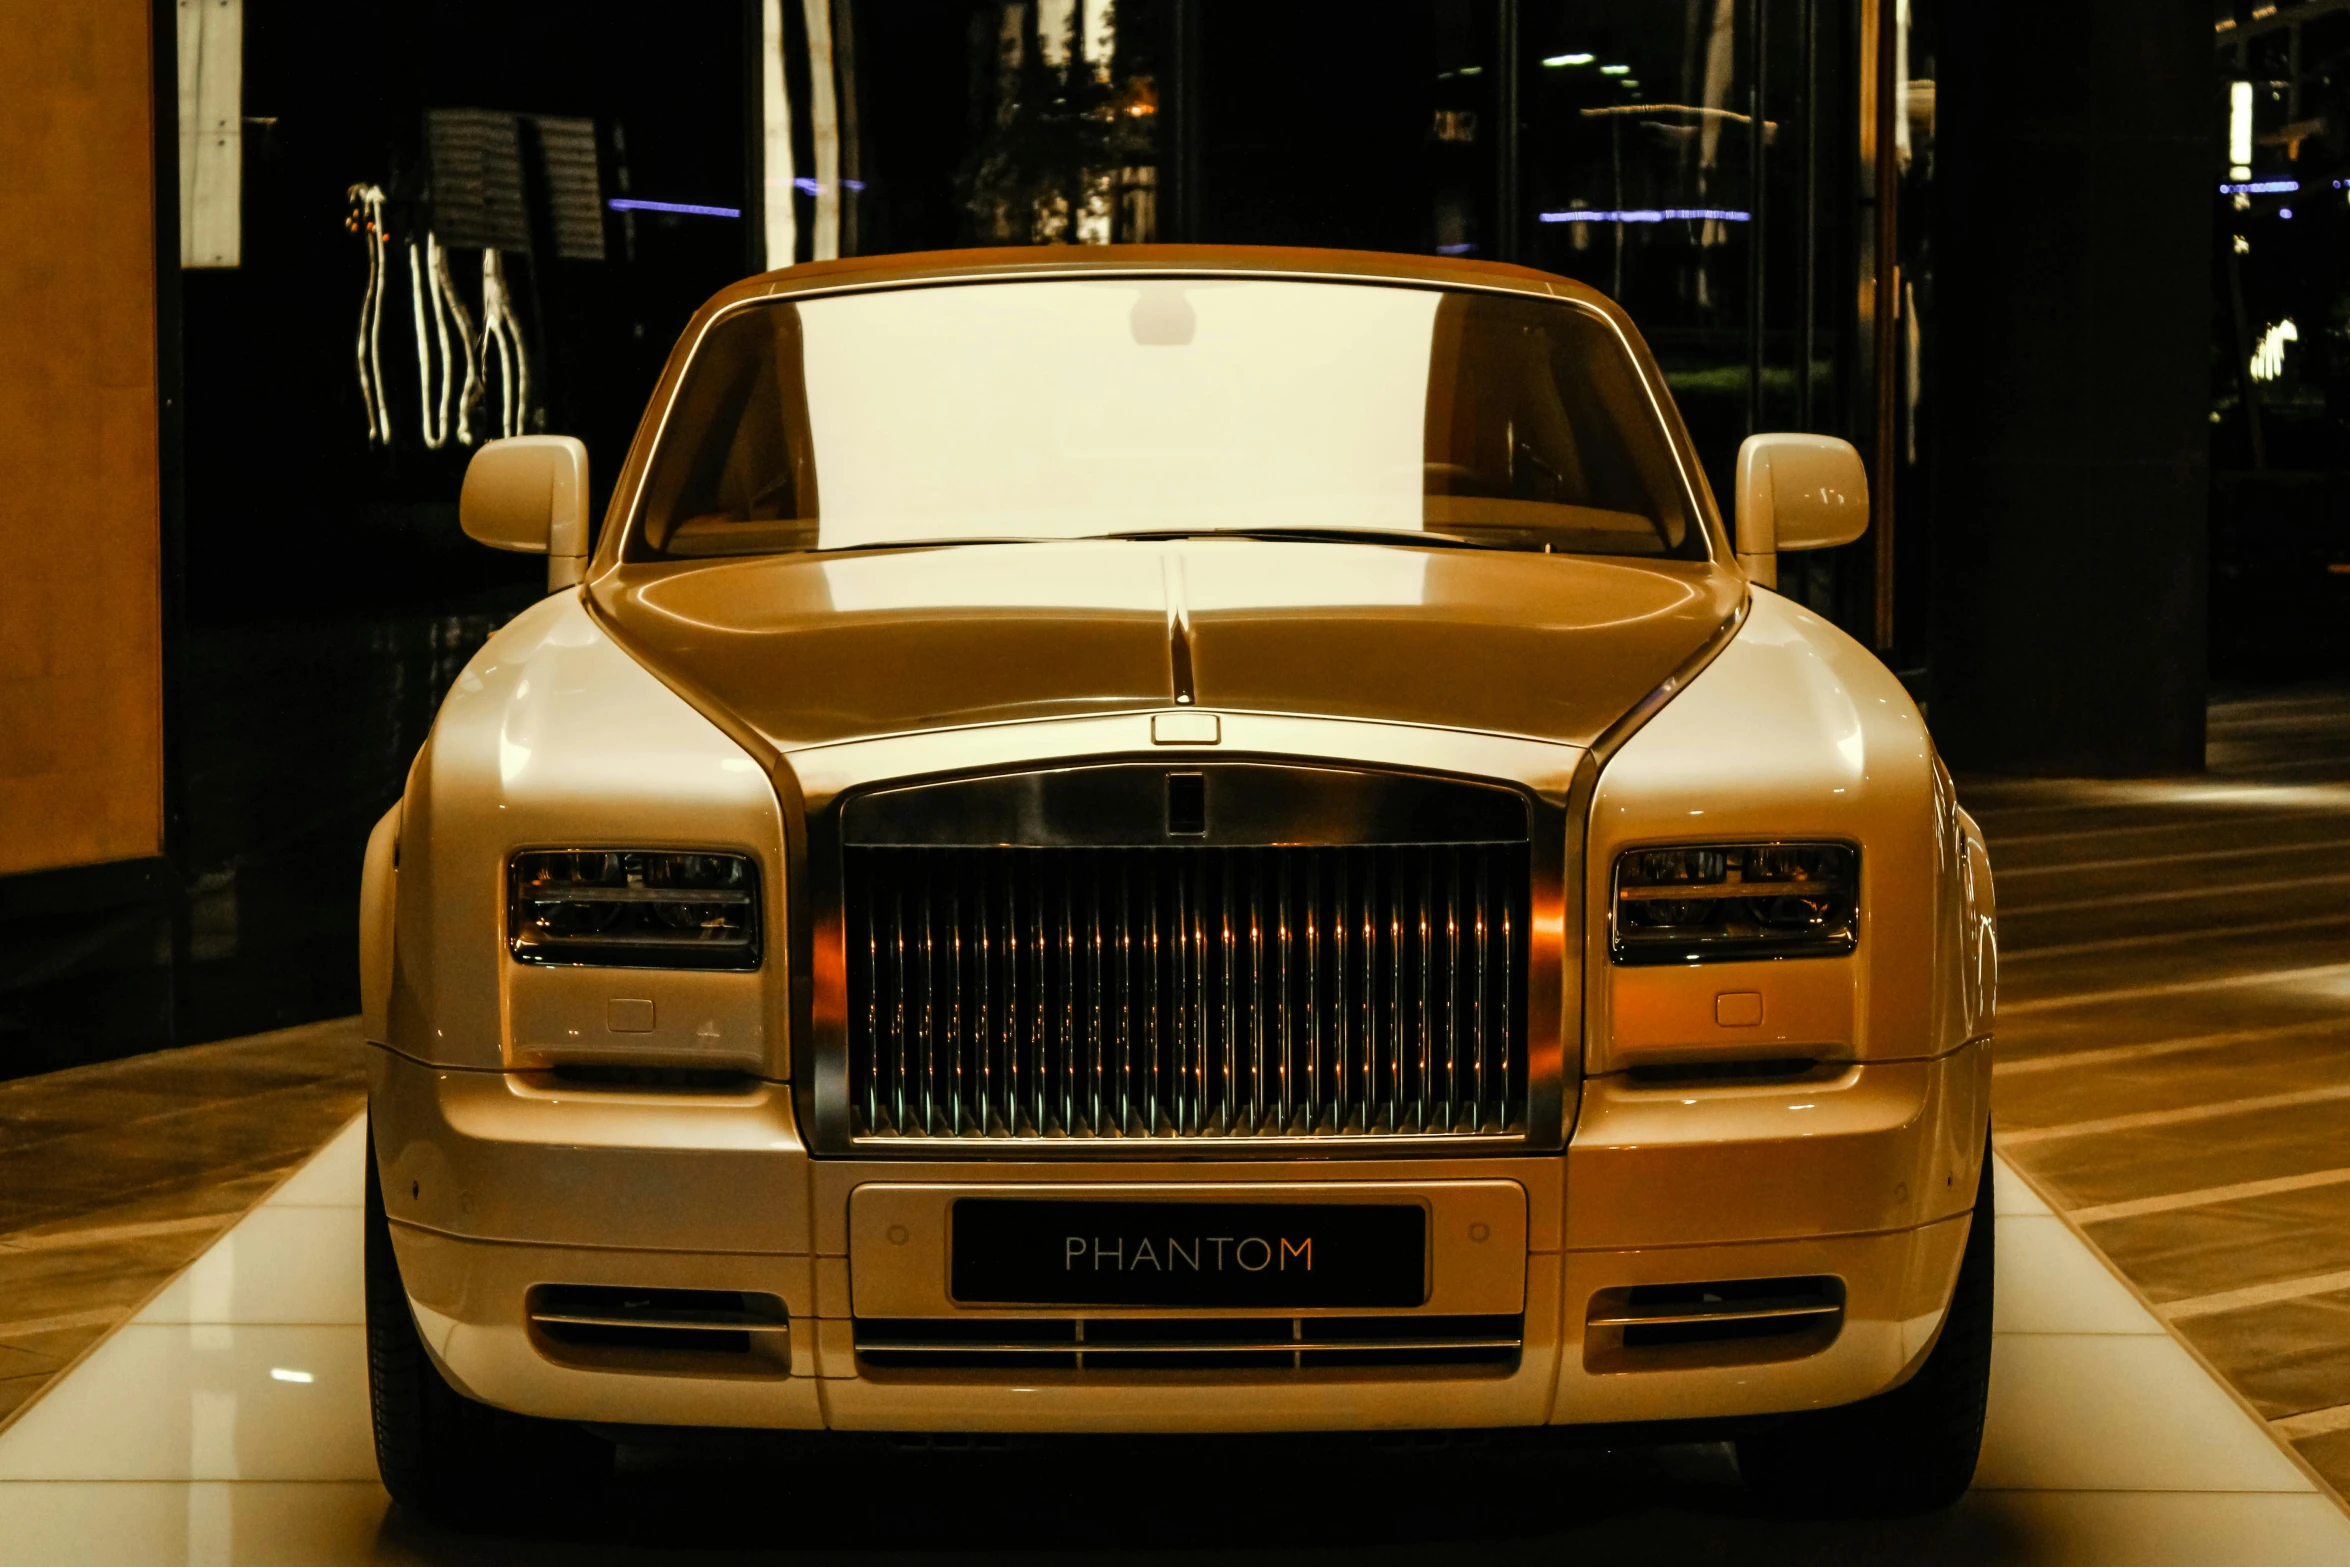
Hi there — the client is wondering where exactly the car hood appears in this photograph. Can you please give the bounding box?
[587,539,1742,755]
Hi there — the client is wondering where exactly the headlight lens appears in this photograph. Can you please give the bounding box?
[1611,841,1857,964]
[508,850,761,970]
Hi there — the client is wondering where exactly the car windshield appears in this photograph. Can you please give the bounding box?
[629,277,1702,561]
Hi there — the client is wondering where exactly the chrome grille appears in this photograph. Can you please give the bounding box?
[844,844,1530,1141]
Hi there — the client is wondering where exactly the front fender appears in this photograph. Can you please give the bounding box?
[361,801,400,1045]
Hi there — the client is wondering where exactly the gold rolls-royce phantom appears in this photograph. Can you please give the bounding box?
[359,246,1996,1520]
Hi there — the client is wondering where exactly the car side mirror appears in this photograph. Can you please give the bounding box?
[1733,433,1868,590]
[459,436,591,591]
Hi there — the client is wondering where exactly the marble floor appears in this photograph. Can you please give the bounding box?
[3,685,2345,1559]
[0,1019,366,1426]
[0,1115,2342,1564]
[1972,685,2350,1496]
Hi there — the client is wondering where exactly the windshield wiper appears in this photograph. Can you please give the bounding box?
[807,536,1060,555]
[1103,526,1518,551]
[797,528,1521,556]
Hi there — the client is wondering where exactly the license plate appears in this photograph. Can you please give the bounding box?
[950,1199,1428,1308]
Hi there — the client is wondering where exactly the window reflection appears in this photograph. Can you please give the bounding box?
[966,0,1160,246]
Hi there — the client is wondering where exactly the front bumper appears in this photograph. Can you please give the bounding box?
[369,1036,1989,1433]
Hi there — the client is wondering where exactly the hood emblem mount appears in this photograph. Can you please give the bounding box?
[1163,553,1197,706]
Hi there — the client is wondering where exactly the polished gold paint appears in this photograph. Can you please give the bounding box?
[367,248,1994,1442]
[591,544,1738,753]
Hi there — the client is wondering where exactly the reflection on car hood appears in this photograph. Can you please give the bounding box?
[587,539,1742,754]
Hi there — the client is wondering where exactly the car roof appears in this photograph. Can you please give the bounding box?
[705,243,1611,312]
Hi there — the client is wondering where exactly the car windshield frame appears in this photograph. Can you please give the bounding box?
[615,271,1719,568]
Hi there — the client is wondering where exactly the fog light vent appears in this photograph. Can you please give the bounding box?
[1584,1275,1842,1372]
[527,1285,790,1375]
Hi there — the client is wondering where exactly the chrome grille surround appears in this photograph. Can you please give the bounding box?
[795,746,1576,1157]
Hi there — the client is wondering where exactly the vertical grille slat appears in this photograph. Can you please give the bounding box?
[1304,852,1320,1135]
[847,843,1531,1144]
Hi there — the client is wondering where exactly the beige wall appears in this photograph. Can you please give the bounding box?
[0,3,166,877]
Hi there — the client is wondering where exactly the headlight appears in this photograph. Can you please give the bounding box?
[1610,841,1857,964]
[508,850,761,970]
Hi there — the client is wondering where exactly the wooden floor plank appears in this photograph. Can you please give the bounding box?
[1971,684,2350,1502]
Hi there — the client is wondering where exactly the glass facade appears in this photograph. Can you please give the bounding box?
[806,0,1923,653]
[11,0,1927,1068]
[2211,3,2350,679]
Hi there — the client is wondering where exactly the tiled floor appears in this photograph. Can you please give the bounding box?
[0,1019,367,1429]
[4,686,2346,1556]
[0,1118,2341,1563]
[1976,686,2350,1498]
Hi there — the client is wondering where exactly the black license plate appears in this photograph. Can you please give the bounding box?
[950,1200,1427,1308]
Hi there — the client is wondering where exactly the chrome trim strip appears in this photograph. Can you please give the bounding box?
[856,1336,1522,1356]
[530,1311,790,1334]
[1163,552,1197,706]
[847,1130,1531,1152]
[1585,1303,1838,1329]
[840,763,1531,848]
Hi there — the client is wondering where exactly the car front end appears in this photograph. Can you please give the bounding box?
[360,246,1995,1515]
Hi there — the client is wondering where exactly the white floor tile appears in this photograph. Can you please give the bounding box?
[1978,1332,2315,1493]
[266,1116,367,1209]
[0,1323,375,1482]
[1994,1214,2166,1336]
[1994,1155,2053,1216]
[136,1207,365,1327]
[0,1482,394,1567]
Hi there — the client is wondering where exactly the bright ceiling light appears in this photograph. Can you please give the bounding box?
[1544,52,1596,66]
[2230,80,2254,168]
[1600,63,1631,74]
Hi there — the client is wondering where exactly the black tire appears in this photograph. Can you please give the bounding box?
[365,1117,611,1522]
[1735,1138,1996,1517]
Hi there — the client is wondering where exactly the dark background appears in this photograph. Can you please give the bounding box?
[10,0,2335,1077]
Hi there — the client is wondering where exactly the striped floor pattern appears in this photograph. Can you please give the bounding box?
[1975,684,2350,1500]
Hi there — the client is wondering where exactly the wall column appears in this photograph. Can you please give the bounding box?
[1929,0,2212,776]
[0,2,167,868]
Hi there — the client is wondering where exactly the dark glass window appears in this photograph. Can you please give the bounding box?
[637,307,820,557]
[1422,291,1692,553]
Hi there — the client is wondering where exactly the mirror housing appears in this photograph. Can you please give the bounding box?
[1733,433,1868,589]
[459,436,590,591]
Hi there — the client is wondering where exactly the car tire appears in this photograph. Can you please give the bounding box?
[1734,1136,1995,1517]
[364,1118,611,1521]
